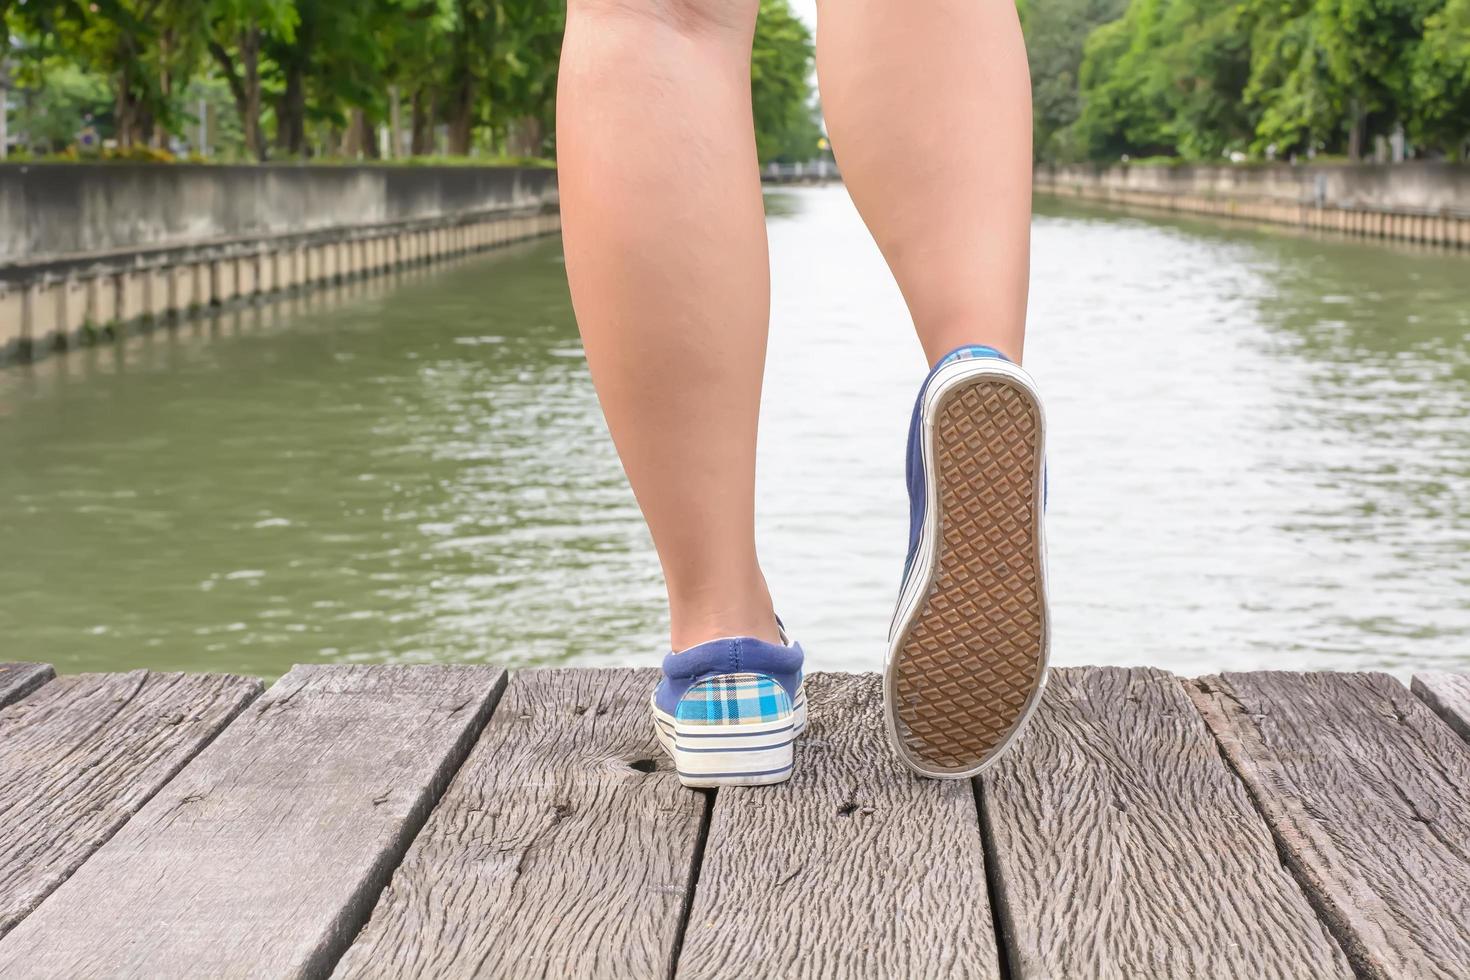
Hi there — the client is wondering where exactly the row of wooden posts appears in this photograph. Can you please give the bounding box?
[1036,178,1470,249]
[0,208,562,362]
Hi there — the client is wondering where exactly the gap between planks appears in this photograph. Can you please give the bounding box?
[674,673,1002,980]
[332,668,710,980]
[339,667,1463,979]
[983,668,1349,979]
[0,668,263,939]
[1411,672,1470,745]
[0,664,507,979]
[0,663,55,710]
[4,665,1466,979]
[1189,671,1470,980]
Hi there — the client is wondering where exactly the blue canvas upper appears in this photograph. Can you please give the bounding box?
[903,345,1011,582]
[655,635,804,718]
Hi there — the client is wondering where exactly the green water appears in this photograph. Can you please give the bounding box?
[2,189,1467,678]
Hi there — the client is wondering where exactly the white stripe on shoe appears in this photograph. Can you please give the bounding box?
[651,690,807,788]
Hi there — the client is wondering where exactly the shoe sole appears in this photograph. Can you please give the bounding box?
[652,691,807,788]
[885,360,1049,778]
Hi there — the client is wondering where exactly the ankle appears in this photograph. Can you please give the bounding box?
[668,586,781,651]
[920,320,1024,367]
[670,616,782,652]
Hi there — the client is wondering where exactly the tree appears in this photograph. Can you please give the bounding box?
[490,0,564,157]
[206,0,296,160]
[1411,0,1470,153]
[1068,0,1465,162]
[1072,0,1176,159]
[1243,0,1342,156]
[23,0,180,149]
[271,0,404,158]
[1166,4,1254,158]
[1072,0,1255,161]
[5,0,824,163]
[750,0,820,163]
[1022,0,1130,161]
[1317,0,1440,156]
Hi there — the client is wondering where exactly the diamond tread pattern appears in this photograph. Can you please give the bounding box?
[893,377,1045,772]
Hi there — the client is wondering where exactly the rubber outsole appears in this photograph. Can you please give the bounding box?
[886,369,1048,778]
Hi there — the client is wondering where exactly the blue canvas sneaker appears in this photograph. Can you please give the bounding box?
[885,344,1050,778]
[651,630,806,788]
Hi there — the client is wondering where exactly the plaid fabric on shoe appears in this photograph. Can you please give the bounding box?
[674,673,794,726]
[936,344,1010,368]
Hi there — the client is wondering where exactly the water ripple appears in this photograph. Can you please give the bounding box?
[0,193,1465,678]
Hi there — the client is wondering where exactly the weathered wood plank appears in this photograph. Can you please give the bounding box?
[1191,671,1470,979]
[982,667,1350,978]
[1412,672,1470,744]
[334,668,706,980]
[675,672,1001,980]
[0,663,505,979]
[0,670,261,938]
[0,662,53,709]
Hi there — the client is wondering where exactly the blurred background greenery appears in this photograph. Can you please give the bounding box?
[0,0,822,164]
[1021,0,1470,163]
[0,0,1465,164]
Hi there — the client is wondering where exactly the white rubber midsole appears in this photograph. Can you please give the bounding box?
[883,355,1051,779]
[652,689,807,787]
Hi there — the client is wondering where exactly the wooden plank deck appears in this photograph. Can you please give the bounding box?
[0,662,53,710]
[0,662,1466,978]
[335,669,706,979]
[0,671,261,938]
[1414,672,1470,743]
[680,673,1000,979]
[982,667,1349,978]
[0,664,503,978]
[1191,672,1470,979]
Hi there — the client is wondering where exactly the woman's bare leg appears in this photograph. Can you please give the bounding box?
[818,1,1044,779]
[815,0,1033,363]
[557,0,779,650]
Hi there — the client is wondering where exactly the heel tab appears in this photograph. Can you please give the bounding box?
[675,672,793,726]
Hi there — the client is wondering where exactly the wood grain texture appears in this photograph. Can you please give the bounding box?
[1412,672,1470,744]
[334,668,706,980]
[676,672,1001,980]
[0,669,261,937]
[982,667,1349,979]
[0,663,504,979]
[1191,671,1470,979]
[0,662,53,709]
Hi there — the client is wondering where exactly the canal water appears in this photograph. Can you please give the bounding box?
[2,187,1467,679]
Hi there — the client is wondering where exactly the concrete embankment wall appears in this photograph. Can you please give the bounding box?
[1035,162,1470,248]
[0,163,560,362]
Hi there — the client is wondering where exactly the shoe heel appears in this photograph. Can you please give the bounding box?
[673,714,797,788]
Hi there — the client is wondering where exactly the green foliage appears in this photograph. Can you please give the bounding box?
[7,60,110,151]
[750,0,821,163]
[1411,0,1470,152]
[4,0,824,164]
[1241,0,1339,155]
[1318,0,1437,111]
[1022,0,1130,160]
[1058,0,1469,160]
[1071,0,1255,160]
